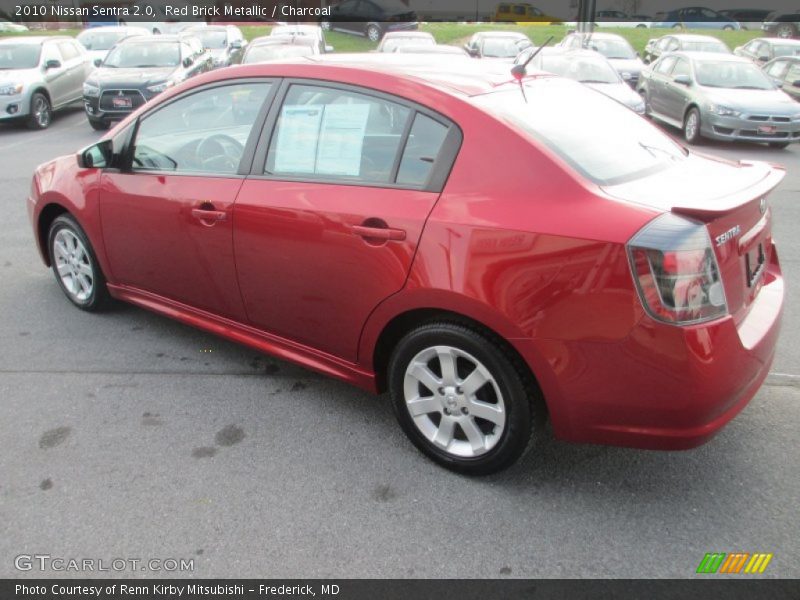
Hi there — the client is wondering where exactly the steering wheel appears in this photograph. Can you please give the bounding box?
[196,134,244,171]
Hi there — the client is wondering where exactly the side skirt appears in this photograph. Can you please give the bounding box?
[107,283,378,393]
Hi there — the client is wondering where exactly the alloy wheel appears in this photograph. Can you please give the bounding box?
[33,96,51,128]
[403,345,506,458]
[53,229,94,302]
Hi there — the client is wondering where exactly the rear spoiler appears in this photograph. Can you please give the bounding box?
[670,161,786,220]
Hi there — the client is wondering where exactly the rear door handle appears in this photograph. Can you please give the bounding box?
[352,225,406,242]
[191,207,227,222]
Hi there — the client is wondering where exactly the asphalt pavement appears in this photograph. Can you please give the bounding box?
[1,106,798,579]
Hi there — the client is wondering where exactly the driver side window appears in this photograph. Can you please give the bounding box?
[132,82,272,175]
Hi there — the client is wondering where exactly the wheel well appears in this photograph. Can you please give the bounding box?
[371,308,540,398]
[30,87,51,106]
[37,204,69,265]
[684,103,699,123]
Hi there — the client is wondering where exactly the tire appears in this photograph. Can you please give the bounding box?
[366,23,382,43]
[723,25,734,31]
[769,142,790,149]
[320,21,331,31]
[88,118,109,131]
[672,23,684,30]
[684,107,703,145]
[152,27,161,35]
[27,92,52,130]
[775,24,796,39]
[388,322,545,475]
[48,214,111,312]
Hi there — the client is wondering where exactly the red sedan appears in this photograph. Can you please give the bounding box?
[28,55,785,474]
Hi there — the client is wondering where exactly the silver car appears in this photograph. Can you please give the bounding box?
[0,36,92,129]
[517,48,646,114]
[560,32,645,87]
[638,52,800,148]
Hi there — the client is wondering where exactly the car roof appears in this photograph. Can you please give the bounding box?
[383,31,432,38]
[571,32,626,41]
[186,25,227,32]
[669,34,727,42]
[225,53,551,97]
[760,37,800,45]
[671,51,749,62]
[250,36,317,47]
[0,36,71,45]
[78,25,139,33]
[474,31,528,38]
[119,35,182,44]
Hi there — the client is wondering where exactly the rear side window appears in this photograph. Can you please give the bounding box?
[396,113,448,187]
[266,84,411,184]
[58,42,80,61]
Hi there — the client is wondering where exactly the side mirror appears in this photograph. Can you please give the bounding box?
[325,45,334,53]
[674,74,692,86]
[793,80,800,88]
[182,56,194,68]
[230,39,242,49]
[44,59,61,70]
[93,58,102,67]
[77,140,112,169]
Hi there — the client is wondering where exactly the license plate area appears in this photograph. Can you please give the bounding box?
[746,243,766,288]
[112,96,132,109]
[757,125,777,135]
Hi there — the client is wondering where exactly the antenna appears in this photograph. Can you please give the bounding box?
[511,35,554,82]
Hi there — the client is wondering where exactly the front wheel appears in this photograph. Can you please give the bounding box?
[27,92,52,130]
[48,214,111,311]
[684,108,703,145]
[388,323,545,475]
[366,23,382,43]
[88,118,109,131]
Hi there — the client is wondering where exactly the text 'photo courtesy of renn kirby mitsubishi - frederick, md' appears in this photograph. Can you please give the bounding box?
[0,0,799,598]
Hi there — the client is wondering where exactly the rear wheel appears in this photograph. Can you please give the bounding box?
[388,322,545,475]
[775,23,796,38]
[723,25,734,31]
[48,215,111,311]
[366,23,382,43]
[320,21,331,31]
[27,92,52,130]
[684,108,703,145]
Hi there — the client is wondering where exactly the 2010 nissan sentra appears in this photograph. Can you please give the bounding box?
[28,54,785,475]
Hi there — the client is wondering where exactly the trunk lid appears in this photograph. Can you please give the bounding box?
[603,153,785,323]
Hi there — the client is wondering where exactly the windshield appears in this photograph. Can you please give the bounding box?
[103,43,180,68]
[773,44,800,58]
[0,44,41,69]
[382,37,435,52]
[243,45,314,64]
[193,30,228,49]
[539,55,620,84]
[695,60,774,89]
[683,41,728,53]
[473,79,686,185]
[482,38,530,58]
[589,39,636,60]
[77,30,129,51]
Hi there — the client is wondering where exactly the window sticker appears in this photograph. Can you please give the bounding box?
[273,103,371,177]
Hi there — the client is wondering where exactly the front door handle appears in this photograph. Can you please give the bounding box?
[352,224,406,242]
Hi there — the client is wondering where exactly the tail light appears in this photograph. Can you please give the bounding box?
[628,213,727,325]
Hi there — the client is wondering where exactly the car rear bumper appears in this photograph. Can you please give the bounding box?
[386,22,419,33]
[517,244,784,450]
[702,113,800,144]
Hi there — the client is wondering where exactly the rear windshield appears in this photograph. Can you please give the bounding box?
[473,78,687,185]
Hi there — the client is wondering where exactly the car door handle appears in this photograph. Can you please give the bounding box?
[352,224,406,241]
[191,207,227,222]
